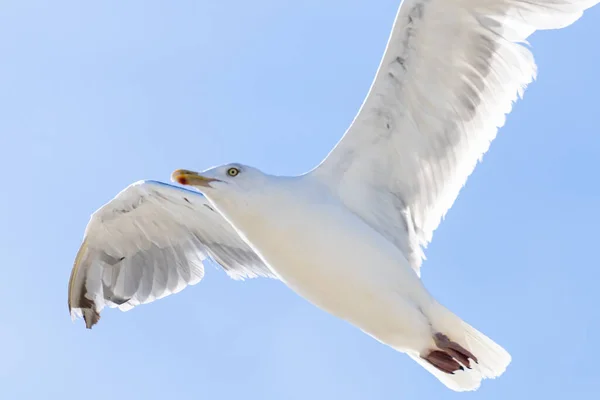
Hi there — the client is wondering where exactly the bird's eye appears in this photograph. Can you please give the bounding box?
[227,167,240,177]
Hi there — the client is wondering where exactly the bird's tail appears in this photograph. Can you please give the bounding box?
[412,302,511,392]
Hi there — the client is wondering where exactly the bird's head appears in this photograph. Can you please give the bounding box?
[171,163,269,200]
[171,163,280,227]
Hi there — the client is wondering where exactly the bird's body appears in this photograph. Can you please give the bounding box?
[211,175,432,353]
[67,0,600,392]
[182,170,509,391]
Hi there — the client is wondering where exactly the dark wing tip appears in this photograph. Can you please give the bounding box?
[82,308,101,329]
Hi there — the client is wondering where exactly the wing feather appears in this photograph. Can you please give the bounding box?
[312,0,598,274]
[68,180,275,328]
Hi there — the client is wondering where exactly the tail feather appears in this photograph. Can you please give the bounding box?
[418,303,511,392]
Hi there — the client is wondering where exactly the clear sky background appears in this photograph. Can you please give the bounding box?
[1,1,599,399]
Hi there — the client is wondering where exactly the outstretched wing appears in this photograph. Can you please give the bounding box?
[68,180,275,328]
[312,0,598,274]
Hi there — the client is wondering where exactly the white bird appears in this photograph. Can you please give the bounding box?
[68,0,599,391]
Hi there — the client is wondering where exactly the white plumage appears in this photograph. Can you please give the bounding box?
[68,0,599,391]
[68,181,274,327]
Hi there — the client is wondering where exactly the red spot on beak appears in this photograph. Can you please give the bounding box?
[177,177,188,185]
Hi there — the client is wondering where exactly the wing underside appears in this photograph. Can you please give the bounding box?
[68,180,275,328]
[312,0,598,273]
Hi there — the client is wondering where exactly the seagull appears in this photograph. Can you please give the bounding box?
[68,0,599,392]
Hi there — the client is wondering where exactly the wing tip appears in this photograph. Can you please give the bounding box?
[70,307,101,329]
[83,308,101,329]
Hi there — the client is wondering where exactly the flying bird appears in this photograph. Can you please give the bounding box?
[68,0,599,391]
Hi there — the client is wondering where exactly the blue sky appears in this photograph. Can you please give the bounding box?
[1,0,599,398]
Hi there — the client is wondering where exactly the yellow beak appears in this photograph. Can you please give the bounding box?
[171,169,220,187]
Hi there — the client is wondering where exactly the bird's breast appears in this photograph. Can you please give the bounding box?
[228,197,425,324]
